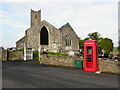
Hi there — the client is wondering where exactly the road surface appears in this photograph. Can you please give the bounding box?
[2,60,119,88]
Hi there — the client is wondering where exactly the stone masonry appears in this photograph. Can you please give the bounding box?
[0,47,7,61]
[40,54,120,74]
[16,9,79,54]
[8,51,24,61]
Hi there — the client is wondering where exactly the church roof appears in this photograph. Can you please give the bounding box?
[16,36,26,43]
[59,22,80,39]
[59,22,71,30]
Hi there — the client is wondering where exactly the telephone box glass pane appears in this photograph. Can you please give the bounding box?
[86,46,93,54]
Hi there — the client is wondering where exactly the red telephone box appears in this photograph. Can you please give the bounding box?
[84,40,98,72]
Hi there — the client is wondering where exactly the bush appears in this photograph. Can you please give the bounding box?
[33,51,39,59]
[15,49,24,51]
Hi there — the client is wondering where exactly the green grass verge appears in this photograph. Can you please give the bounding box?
[47,52,67,55]
[15,49,32,51]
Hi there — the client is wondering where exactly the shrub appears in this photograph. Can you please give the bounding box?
[33,51,39,59]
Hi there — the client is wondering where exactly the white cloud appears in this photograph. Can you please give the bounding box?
[71,3,118,46]
[0,19,28,28]
[0,10,29,28]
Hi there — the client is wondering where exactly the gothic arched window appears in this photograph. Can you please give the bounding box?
[65,34,72,46]
[40,26,49,45]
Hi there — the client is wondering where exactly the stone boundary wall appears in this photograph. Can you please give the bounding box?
[8,51,24,61]
[99,59,119,74]
[0,49,7,61]
[2,50,8,61]
[0,49,2,60]
[1,50,33,61]
[40,55,80,67]
[40,54,120,74]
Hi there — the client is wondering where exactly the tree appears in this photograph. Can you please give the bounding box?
[79,32,114,55]
[79,39,84,55]
[80,32,102,54]
[100,38,114,54]
[83,37,89,41]
[87,32,102,54]
[88,32,101,41]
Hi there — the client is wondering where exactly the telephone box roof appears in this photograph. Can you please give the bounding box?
[84,40,98,44]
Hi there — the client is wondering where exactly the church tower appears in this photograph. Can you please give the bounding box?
[31,9,41,27]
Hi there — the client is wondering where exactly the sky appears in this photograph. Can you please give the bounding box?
[0,0,118,49]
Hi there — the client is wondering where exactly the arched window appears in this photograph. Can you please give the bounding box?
[35,15,37,19]
[40,26,49,45]
[65,34,72,46]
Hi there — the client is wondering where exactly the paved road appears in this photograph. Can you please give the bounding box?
[2,60,119,88]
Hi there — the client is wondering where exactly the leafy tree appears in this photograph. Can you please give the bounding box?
[79,32,114,55]
[79,32,102,54]
[79,39,84,53]
[79,39,84,49]
[88,32,101,41]
[84,37,90,41]
[100,38,114,54]
[87,32,102,54]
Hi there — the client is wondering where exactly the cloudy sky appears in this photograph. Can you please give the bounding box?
[0,0,118,49]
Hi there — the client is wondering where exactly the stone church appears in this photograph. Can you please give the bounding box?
[16,9,79,54]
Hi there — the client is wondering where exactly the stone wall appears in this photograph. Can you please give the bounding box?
[2,50,8,61]
[26,25,39,50]
[31,9,41,27]
[40,55,78,67]
[39,20,61,52]
[60,23,79,52]
[8,51,24,61]
[40,54,120,74]
[0,48,2,60]
[0,48,7,61]
[1,50,34,61]
[99,59,119,74]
